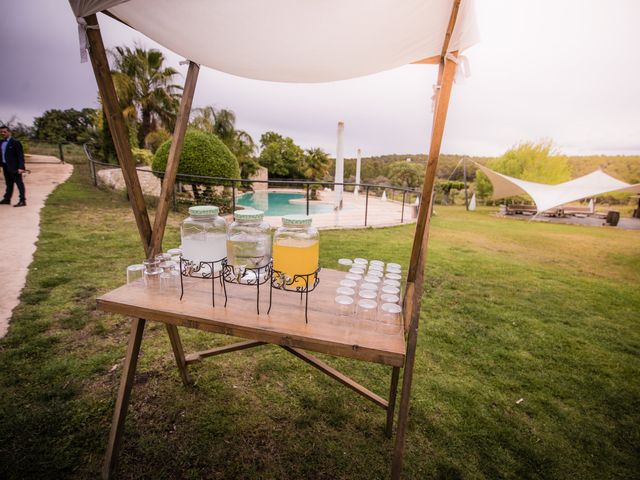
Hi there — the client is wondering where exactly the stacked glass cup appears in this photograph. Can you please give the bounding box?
[127,249,181,292]
[335,258,403,334]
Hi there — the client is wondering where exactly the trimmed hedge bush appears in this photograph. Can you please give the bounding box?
[152,129,240,180]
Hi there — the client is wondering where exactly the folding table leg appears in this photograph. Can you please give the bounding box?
[165,324,192,386]
[102,318,146,480]
[385,366,401,438]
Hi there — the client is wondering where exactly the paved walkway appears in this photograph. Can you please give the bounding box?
[0,155,73,338]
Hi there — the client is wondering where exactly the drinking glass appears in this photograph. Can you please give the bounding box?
[126,264,145,284]
[336,286,355,297]
[385,272,402,281]
[386,262,401,271]
[338,258,353,271]
[366,269,384,278]
[383,278,401,288]
[357,299,378,321]
[335,295,355,316]
[345,273,363,282]
[143,267,162,289]
[353,258,368,267]
[380,293,400,304]
[340,279,357,289]
[380,303,402,334]
[166,248,182,257]
[381,285,400,296]
[349,266,365,275]
[360,282,378,292]
[368,263,384,272]
[363,275,381,284]
[358,289,377,300]
[370,260,385,268]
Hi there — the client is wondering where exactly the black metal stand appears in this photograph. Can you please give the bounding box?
[222,261,273,314]
[268,267,321,323]
[179,257,227,307]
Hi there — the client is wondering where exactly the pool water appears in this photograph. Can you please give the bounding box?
[236,191,334,216]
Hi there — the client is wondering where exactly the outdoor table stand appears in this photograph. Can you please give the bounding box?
[97,269,406,478]
[82,3,462,477]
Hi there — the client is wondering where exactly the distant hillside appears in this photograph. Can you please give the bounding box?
[566,156,640,183]
[333,154,640,185]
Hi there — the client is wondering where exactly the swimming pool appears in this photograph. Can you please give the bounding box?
[236,191,334,216]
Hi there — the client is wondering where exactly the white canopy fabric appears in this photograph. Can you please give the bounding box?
[477,164,640,213]
[69,0,479,83]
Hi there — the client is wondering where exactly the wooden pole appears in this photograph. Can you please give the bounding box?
[149,61,200,255]
[392,0,461,476]
[392,54,458,480]
[102,318,146,479]
[84,14,153,257]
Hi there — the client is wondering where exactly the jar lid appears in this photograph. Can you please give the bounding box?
[234,209,264,221]
[189,205,219,216]
[282,214,312,226]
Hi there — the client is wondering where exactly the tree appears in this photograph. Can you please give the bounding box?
[258,132,305,178]
[476,140,571,200]
[190,106,258,178]
[110,45,182,148]
[303,148,331,180]
[387,161,425,188]
[302,147,331,200]
[33,108,97,143]
[437,180,465,204]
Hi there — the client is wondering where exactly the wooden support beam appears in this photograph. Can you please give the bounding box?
[165,324,192,386]
[185,340,266,364]
[84,14,153,257]
[385,366,401,438]
[283,346,388,410]
[393,1,461,477]
[102,318,146,480]
[150,61,200,255]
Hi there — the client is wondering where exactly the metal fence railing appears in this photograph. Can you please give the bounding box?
[84,144,420,227]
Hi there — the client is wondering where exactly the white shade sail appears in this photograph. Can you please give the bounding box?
[477,164,640,213]
[69,0,479,83]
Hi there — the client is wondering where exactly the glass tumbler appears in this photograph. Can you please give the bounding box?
[336,286,355,297]
[366,269,384,278]
[339,279,357,289]
[381,293,400,304]
[338,258,353,271]
[143,267,162,289]
[364,275,381,284]
[383,278,401,288]
[386,262,401,271]
[385,272,402,281]
[345,273,363,282]
[357,299,378,321]
[126,264,145,284]
[353,258,368,267]
[358,289,377,301]
[349,266,365,275]
[380,303,402,334]
[335,295,355,316]
[381,285,400,296]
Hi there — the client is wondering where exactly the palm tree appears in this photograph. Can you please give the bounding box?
[303,148,331,200]
[110,45,182,147]
[190,106,258,177]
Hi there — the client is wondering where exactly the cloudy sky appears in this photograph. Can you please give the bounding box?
[1,1,639,157]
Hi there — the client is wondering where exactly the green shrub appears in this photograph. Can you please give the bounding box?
[132,147,153,166]
[145,128,171,153]
[152,129,240,181]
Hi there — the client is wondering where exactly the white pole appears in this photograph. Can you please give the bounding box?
[335,121,344,209]
[354,148,362,197]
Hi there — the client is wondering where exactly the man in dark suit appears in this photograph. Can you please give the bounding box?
[0,125,26,207]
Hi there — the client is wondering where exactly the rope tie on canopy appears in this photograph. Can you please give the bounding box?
[77,17,100,63]
[445,53,471,82]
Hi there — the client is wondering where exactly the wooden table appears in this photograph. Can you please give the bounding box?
[98,268,405,479]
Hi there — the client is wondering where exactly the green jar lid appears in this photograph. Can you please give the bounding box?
[234,209,264,221]
[189,205,219,216]
[282,214,312,226]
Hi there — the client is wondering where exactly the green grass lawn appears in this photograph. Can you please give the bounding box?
[0,162,639,479]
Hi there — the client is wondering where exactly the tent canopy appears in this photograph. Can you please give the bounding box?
[477,164,640,213]
[69,0,479,83]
